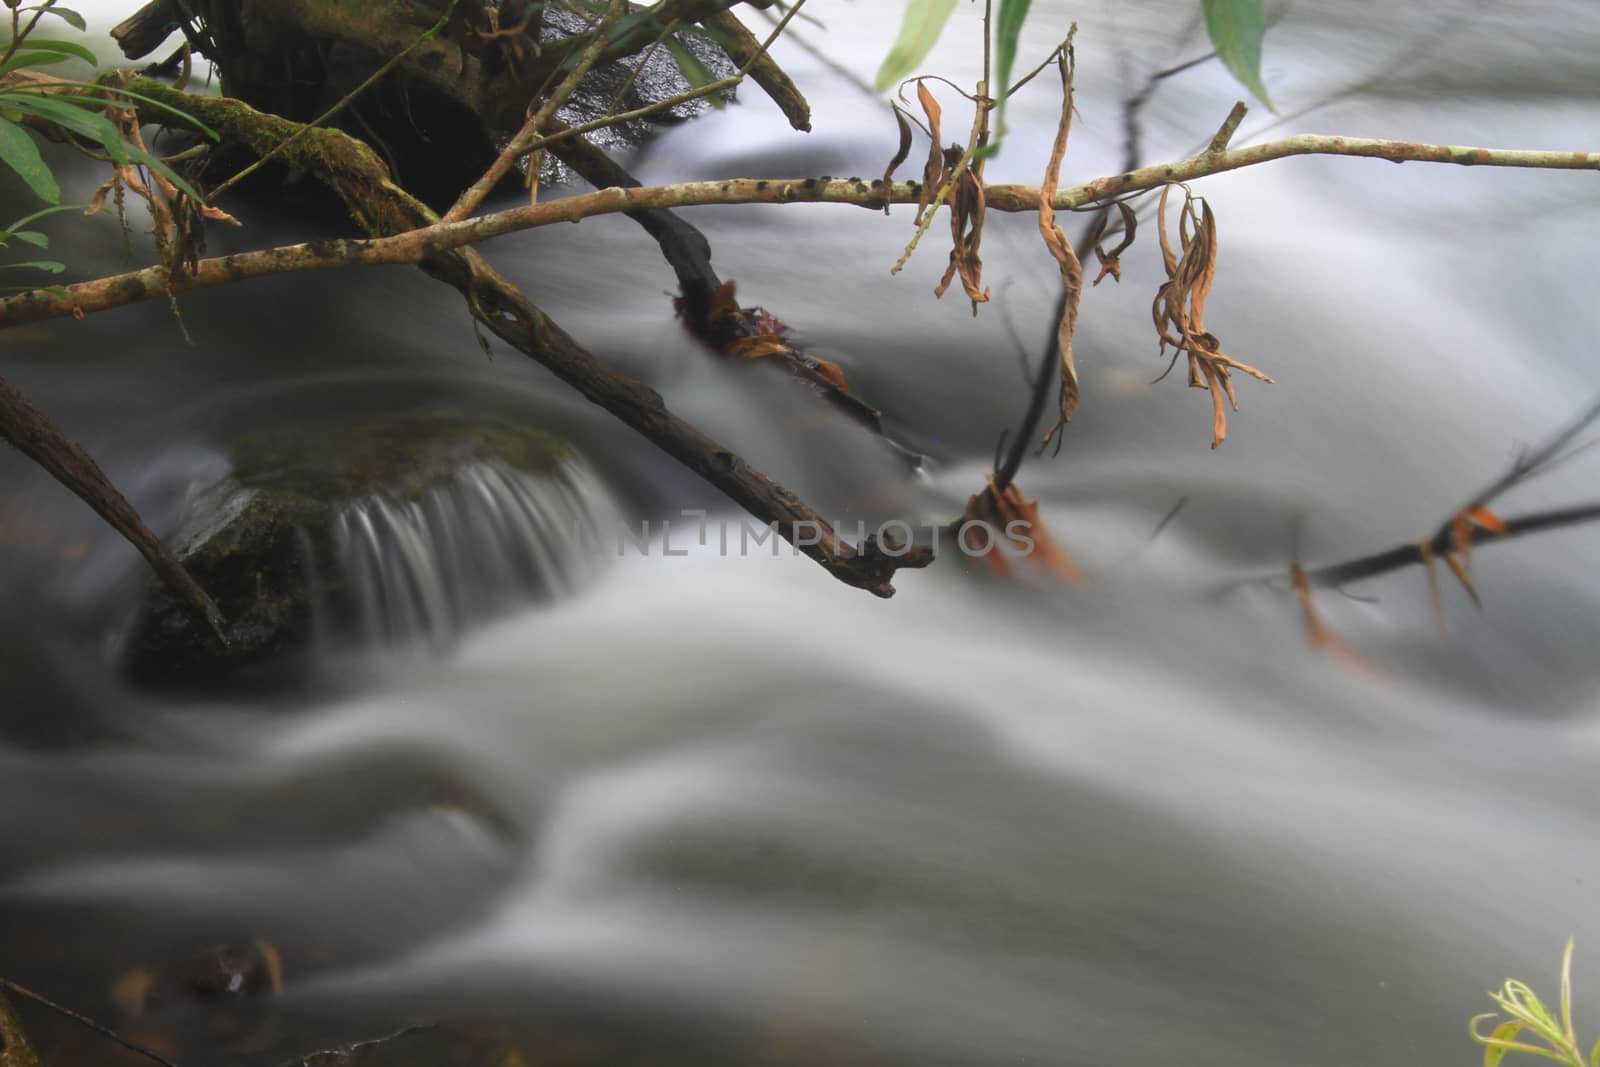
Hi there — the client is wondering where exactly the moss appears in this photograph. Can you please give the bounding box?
[228,411,570,501]
[123,411,574,689]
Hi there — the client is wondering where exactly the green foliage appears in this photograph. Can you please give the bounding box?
[874,0,958,93]
[661,35,727,109]
[878,0,1275,120]
[1202,0,1272,109]
[0,115,56,201]
[975,0,1032,160]
[1472,938,1600,1067]
[0,2,214,283]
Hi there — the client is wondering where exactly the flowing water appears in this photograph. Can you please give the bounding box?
[3,2,1600,1064]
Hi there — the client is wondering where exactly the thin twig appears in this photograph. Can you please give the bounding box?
[271,1024,434,1067]
[0,977,184,1067]
[1302,502,1600,589]
[443,0,629,223]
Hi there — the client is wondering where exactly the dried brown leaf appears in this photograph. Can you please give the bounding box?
[1291,563,1385,679]
[883,105,915,215]
[1035,51,1084,437]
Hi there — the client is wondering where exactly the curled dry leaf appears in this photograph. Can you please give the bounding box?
[1421,505,1506,632]
[1090,201,1137,285]
[958,475,1087,585]
[1150,185,1274,448]
[914,80,945,227]
[1290,562,1384,679]
[882,104,915,215]
[934,156,991,310]
[1035,47,1084,450]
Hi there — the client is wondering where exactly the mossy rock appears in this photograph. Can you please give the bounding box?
[122,410,581,690]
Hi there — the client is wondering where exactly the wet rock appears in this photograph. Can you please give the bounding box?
[121,411,608,689]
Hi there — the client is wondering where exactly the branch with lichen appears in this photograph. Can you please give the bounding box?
[2,130,1595,329]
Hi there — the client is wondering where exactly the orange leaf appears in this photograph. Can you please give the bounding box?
[1467,505,1507,535]
[707,281,740,323]
[1442,551,1483,608]
[1418,539,1447,637]
[727,336,789,359]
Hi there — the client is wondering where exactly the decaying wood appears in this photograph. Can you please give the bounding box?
[110,1,179,62]
[542,119,909,458]
[700,9,810,132]
[0,374,228,640]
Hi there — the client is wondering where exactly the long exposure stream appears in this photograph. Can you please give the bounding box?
[2,2,1599,1064]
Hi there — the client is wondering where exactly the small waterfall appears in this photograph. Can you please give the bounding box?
[324,458,617,654]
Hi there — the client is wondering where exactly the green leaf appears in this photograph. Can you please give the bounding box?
[976,0,1032,159]
[3,93,129,162]
[662,36,724,107]
[874,0,959,93]
[0,259,66,272]
[2,202,82,232]
[1,37,97,66]
[17,80,220,139]
[1483,1021,1526,1067]
[0,116,59,203]
[34,7,88,32]
[5,94,207,201]
[1202,0,1272,110]
[8,230,49,247]
[0,50,75,77]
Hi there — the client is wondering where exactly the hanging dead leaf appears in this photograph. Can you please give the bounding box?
[1090,201,1137,285]
[1441,551,1482,608]
[882,104,915,215]
[1150,185,1273,448]
[914,80,945,226]
[1034,48,1083,451]
[1290,563,1384,679]
[957,475,1087,585]
[1418,538,1448,637]
[933,156,991,310]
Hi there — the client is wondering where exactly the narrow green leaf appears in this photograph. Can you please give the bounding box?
[1202,0,1272,110]
[35,7,89,32]
[1483,1021,1526,1067]
[0,116,59,203]
[662,36,725,107]
[874,0,959,93]
[4,95,207,201]
[0,259,66,272]
[3,202,82,232]
[2,37,97,65]
[8,230,49,247]
[0,50,74,77]
[976,0,1033,159]
[21,80,220,139]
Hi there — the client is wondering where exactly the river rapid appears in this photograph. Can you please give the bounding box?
[2,2,1600,1065]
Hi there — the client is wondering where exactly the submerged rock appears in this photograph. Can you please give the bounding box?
[122,411,613,688]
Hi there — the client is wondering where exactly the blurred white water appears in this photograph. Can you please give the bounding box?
[2,2,1599,1065]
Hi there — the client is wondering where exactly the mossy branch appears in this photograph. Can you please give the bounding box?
[2,125,1596,330]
